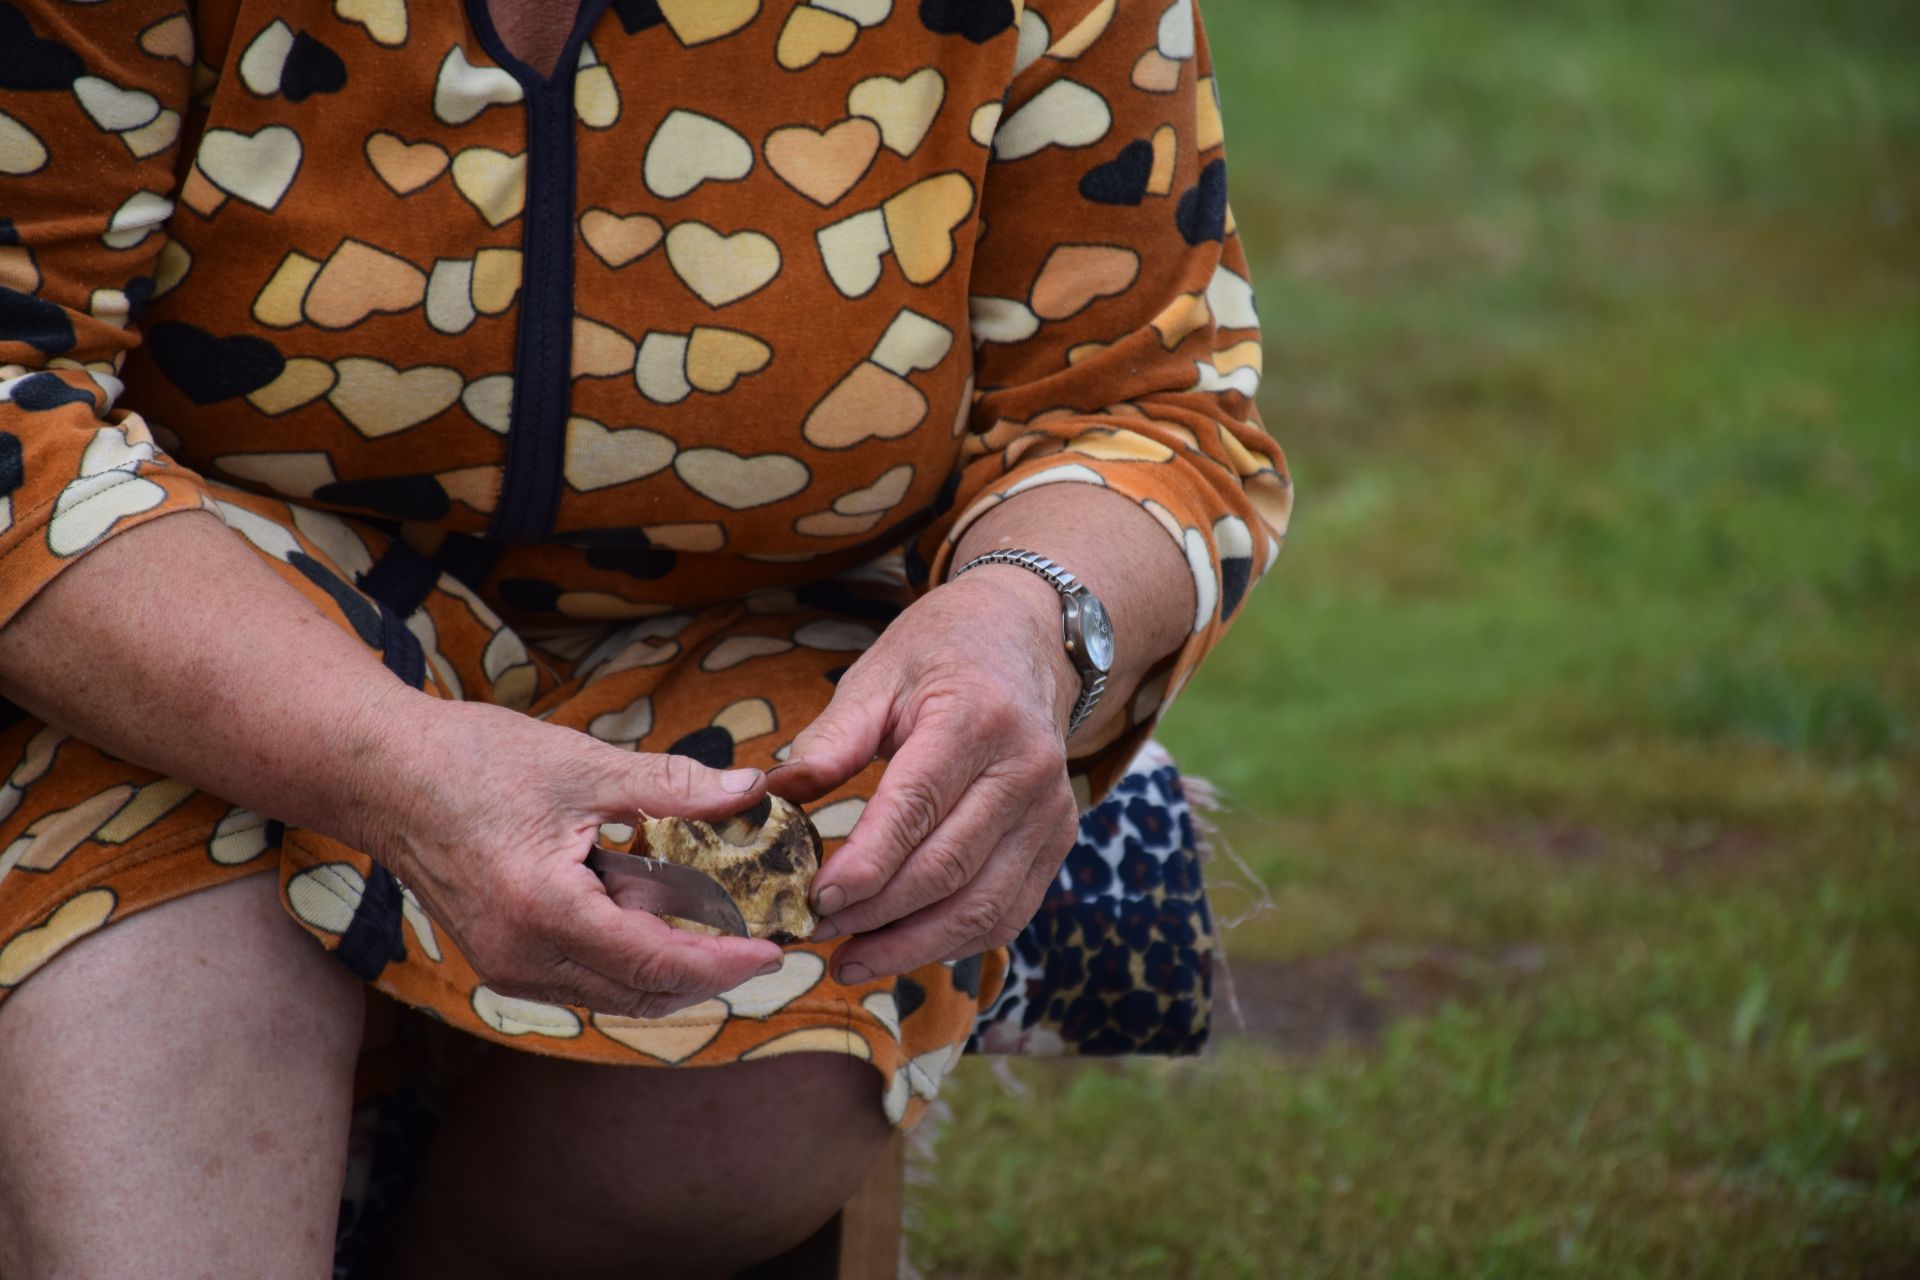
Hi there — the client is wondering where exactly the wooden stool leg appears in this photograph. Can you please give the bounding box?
[835,1133,905,1280]
[732,1133,905,1280]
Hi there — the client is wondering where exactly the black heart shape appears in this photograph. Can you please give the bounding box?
[146,322,285,404]
[1219,555,1253,619]
[0,287,75,356]
[666,725,734,769]
[893,976,927,1021]
[311,474,451,524]
[919,0,1015,43]
[9,372,94,413]
[950,953,983,997]
[584,543,677,580]
[0,2,84,92]
[0,217,18,246]
[496,577,561,613]
[289,551,385,648]
[795,580,904,624]
[1175,157,1229,246]
[281,31,347,103]
[0,432,22,496]
[1080,140,1153,206]
[123,275,155,325]
[611,0,666,34]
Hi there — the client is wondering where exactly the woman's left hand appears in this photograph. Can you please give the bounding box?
[766,565,1085,983]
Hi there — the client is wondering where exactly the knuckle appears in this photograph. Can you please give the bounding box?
[920,841,976,899]
[883,781,944,849]
[948,899,1001,942]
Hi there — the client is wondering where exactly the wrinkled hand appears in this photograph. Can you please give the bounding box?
[768,567,1083,982]
[343,692,783,1018]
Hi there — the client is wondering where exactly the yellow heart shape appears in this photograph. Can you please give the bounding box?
[659,0,759,45]
[674,448,810,510]
[881,172,974,285]
[685,327,772,393]
[776,7,858,70]
[450,148,527,227]
[0,889,116,987]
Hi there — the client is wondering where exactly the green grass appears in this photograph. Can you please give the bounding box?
[912,1,1920,1275]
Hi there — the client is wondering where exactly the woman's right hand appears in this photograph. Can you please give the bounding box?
[342,687,784,1019]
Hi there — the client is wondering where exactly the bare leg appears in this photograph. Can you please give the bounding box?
[389,1050,893,1279]
[0,874,365,1279]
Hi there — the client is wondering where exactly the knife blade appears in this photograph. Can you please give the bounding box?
[585,845,751,938]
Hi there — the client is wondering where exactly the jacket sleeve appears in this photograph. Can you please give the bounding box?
[912,0,1291,796]
[0,0,214,629]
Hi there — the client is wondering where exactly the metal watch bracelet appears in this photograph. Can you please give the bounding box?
[952,549,1110,736]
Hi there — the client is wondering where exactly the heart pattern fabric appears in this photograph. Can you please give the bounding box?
[0,0,1285,1123]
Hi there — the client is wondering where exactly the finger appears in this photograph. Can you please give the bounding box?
[942,797,1079,963]
[561,889,782,996]
[487,954,671,1020]
[763,665,893,805]
[825,790,1075,982]
[807,712,986,916]
[814,775,1032,939]
[616,746,766,823]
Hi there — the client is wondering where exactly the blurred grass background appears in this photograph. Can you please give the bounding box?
[912,1,1920,1275]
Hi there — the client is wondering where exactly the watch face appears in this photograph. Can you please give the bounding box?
[1081,596,1116,672]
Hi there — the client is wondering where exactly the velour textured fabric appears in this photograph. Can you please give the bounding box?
[0,0,1287,1127]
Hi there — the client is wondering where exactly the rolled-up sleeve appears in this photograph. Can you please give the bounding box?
[915,0,1291,785]
[0,0,212,629]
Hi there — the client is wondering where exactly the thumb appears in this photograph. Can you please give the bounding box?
[616,747,767,823]
[766,674,893,804]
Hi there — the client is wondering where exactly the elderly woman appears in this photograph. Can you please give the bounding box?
[0,0,1286,1273]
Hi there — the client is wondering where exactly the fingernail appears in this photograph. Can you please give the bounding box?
[720,768,763,794]
[811,918,841,942]
[756,958,783,977]
[766,756,805,773]
[837,961,873,985]
[815,884,847,915]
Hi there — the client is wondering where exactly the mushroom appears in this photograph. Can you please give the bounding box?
[640,794,821,942]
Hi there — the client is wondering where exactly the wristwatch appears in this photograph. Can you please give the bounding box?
[953,549,1114,736]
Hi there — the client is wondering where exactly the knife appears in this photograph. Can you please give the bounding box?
[585,845,751,938]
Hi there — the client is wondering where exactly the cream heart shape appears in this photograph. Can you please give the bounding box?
[450,148,527,226]
[138,14,196,64]
[209,806,276,866]
[816,0,891,25]
[336,0,408,46]
[664,223,780,308]
[740,1027,872,1062]
[634,332,692,404]
[847,67,945,157]
[674,448,809,509]
[815,207,890,299]
[434,46,522,126]
[213,450,337,499]
[73,75,161,132]
[285,862,363,935]
[47,472,167,558]
[776,6,858,71]
[197,126,302,211]
[720,951,825,1019]
[699,635,795,672]
[808,796,865,840]
[833,463,914,516]
[563,416,677,491]
[12,786,134,873]
[643,110,754,199]
[0,110,46,177]
[327,359,463,437]
[237,21,295,96]
[870,308,953,377]
[471,986,582,1039]
[993,79,1113,162]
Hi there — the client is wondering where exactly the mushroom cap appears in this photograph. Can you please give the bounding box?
[640,794,821,942]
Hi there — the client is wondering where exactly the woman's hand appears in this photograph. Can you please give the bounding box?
[766,566,1084,983]
[344,689,784,1018]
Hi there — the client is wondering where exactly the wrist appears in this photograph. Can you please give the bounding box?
[941,564,1081,737]
[330,679,442,861]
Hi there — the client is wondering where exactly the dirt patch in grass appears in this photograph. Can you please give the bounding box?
[1215,944,1545,1053]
